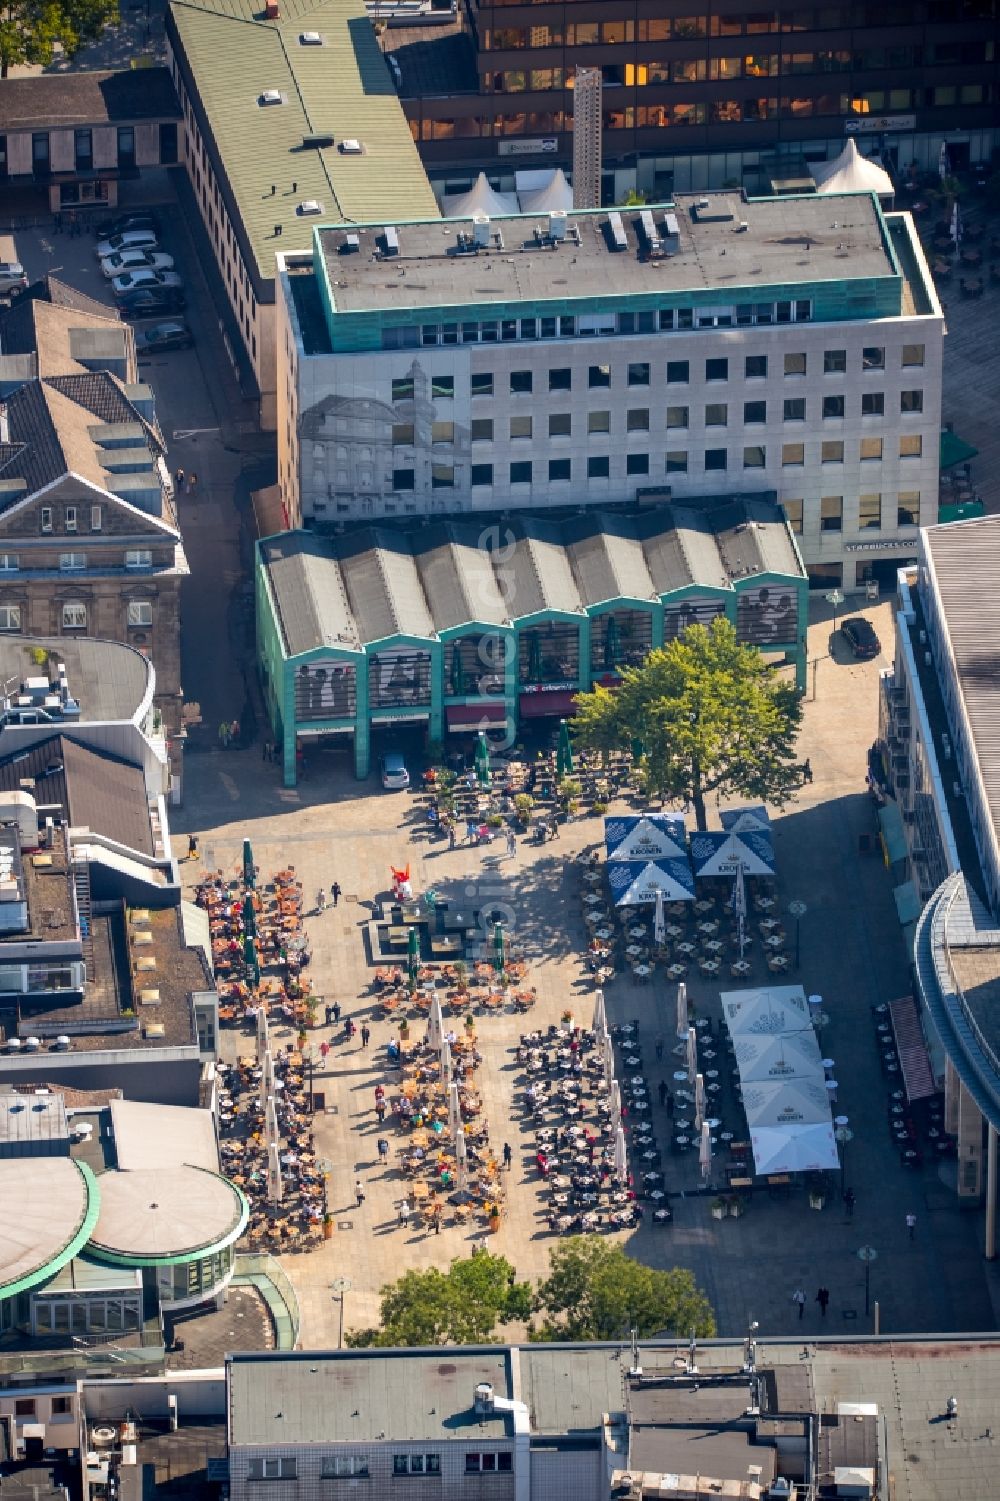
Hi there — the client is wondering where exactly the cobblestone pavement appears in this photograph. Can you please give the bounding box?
[182,597,999,1348]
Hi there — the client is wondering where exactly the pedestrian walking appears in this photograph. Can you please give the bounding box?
[657,1079,668,1107]
[355,1179,365,1207]
[332,1000,341,1024]
[374,1083,385,1103]
[360,1024,371,1049]
[666,1092,675,1118]
[175,468,185,493]
[448,823,456,850]
[502,1141,512,1169]
[815,1286,830,1318]
[803,758,813,783]
[399,1198,410,1227]
[791,1288,806,1320]
[432,1205,441,1234]
[906,1211,917,1240]
[186,472,197,494]
[218,721,229,748]
[316,888,327,913]
[844,1187,855,1217]
[187,833,199,860]
[331,881,341,906]
[550,818,560,839]
[375,1100,386,1123]
[377,1137,389,1163]
[345,1017,356,1040]
[325,1004,333,1025]
[506,829,516,858]
[230,719,240,745]
[655,1035,665,1061]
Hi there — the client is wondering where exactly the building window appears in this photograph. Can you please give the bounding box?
[432,464,455,488]
[31,132,50,175]
[665,451,687,473]
[900,390,923,413]
[549,458,571,481]
[667,360,689,384]
[627,408,649,432]
[509,415,532,440]
[465,1454,513,1474]
[392,424,414,446]
[861,393,884,416]
[509,461,532,484]
[666,406,689,430]
[782,443,804,466]
[901,344,925,367]
[431,375,454,399]
[0,606,21,631]
[744,400,766,425]
[784,352,806,376]
[392,469,415,491]
[706,358,728,382]
[392,377,414,401]
[705,403,727,427]
[127,600,153,627]
[822,395,845,419]
[823,349,846,374]
[549,413,571,437]
[745,354,767,379]
[898,491,920,526]
[589,365,611,388]
[432,421,455,445]
[321,1459,370,1479]
[41,508,53,533]
[705,448,728,471]
[510,371,532,394]
[821,441,843,464]
[470,419,493,442]
[626,453,649,474]
[74,128,93,170]
[743,445,766,469]
[783,398,806,422]
[549,368,572,391]
[59,552,85,571]
[14,1399,35,1417]
[858,492,882,530]
[62,601,87,629]
[899,435,922,458]
[783,498,803,534]
[588,456,610,478]
[628,362,650,386]
[471,464,493,486]
[392,1456,441,1476]
[0,554,19,571]
[117,126,135,168]
[820,495,843,532]
[471,373,493,397]
[588,411,610,434]
[862,346,885,370]
[860,437,883,461]
[125,549,153,567]
[90,505,102,531]
[51,1397,71,1416]
[247,1460,297,1480]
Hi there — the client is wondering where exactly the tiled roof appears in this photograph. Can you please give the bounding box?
[0,736,153,857]
[0,68,180,130]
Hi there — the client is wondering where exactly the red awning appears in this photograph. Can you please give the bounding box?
[518,689,579,720]
[446,702,507,732]
[888,994,937,1104]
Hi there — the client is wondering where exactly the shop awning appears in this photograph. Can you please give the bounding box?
[446,703,508,732]
[888,994,937,1104]
[893,880,921,926]
[518,689,579,720]
[940,429,979,471]
[878,802,907,865]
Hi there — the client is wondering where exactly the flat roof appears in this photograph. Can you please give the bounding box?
[0,68,181,130]
[110,1097,218,1172]
[168,0,438,287]
[0,1092,68,1149]
[317,192,893,315]
[261,501,804,660]
[0,1156,94,1295]
[228,1349,514,1443]
[0,736,155,858]
[89,1164,244,1262]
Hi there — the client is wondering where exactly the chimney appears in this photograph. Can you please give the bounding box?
[264,0,280,16]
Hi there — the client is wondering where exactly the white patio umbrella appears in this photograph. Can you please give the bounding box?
[260,1049,275,1111]
[675,982,688,1044]
[455,1125,469,1196]
[608,1079,622,1124]
[440,1039,453,1086]
[603,1033,615,1088]
[686,1026,698,1086]
[256,1006,269,1063]
[266,1141,283,1205]
[265,1097,280,1148]
[699,1119,713,1181]
[613,1122,628,1183]
[654,887,666,947]
[695,1073,705,1130]
[427,992,444,1051]
[447,1081,462,1139]
[592,989,607,1040]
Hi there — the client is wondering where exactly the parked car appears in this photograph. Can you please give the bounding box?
[0,262,28,294]
[380,752,410,790]
[111,269,183,296]
[100,249,175,279]
[96,229,159,259]
[117,287,187,316]
[841,616,881,660]
[137,320,193,352]
[94,210,161,238]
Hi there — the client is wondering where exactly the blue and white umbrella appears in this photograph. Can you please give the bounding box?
[605,814,687,862]
[607,858,695,906]
[720,805,771,834]
[690,829,775,879]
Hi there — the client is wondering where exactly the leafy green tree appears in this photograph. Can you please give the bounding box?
[531,1237,715,1342]
[0,0,118,78]
[346,1252,532,1348]
[571,616,803,830]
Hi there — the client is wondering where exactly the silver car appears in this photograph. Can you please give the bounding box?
[100,249,175,279]
[111,269,184,296]
[95,229,159,258]
[0,262,28,294]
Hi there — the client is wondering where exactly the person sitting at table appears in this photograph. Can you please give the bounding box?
[536,1148,550,1178]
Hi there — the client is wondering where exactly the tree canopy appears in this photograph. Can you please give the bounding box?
[530,1237,716,1342]
[571,616,803,829]
[0,0,119,78]
[346,1252,532,1348]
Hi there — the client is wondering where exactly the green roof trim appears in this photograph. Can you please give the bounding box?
[0,1161,101,1302]
[86,1174,250,1268]
[169,0,438,285]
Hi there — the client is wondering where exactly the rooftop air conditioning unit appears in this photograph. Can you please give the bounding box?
[297,200,324,215]
[339,139,363,154]
[548,211,567,241]
[259,89,283,106]
[300,30,322,42]
[472,215,491,247]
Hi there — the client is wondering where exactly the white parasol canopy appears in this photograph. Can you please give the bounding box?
[266,1141,283,1204]
[256,1007,269,1063]
[676,982,688,1040]
[603,1033,615,1088]
[721,985,810,1037]
[690,829,775,878]
[613,1122,628,1183]
[733,1028,823,1083]
[447,1081,462,1140]
[750,1122,839,1175]
[811,137,893,199]
[608,1078,622,1124]
[260,1050,275,1111]
[440,1039,453,1086]
[265,1097,280,1148]
[455,1125,469,1195]
[654,887,666,947]
[699,1119,713,1180]
[592,989,607,1040]
[720,805,771,834]
[608,857,696,905]
[441,172,518,219]
[516,166,573,214]
[427,993,444,1051]
[741,1076,831,1130]
[686,1026,698,1086]
[694,1073,705,1130]
[605,814,687,862]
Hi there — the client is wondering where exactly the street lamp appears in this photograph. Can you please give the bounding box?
[835,1123,854,1198]
[331,1276,351,1350]
[857,1245,877,1318]
[788,899,807,969]
[826,588,845,631]
[318,1157,332,1217]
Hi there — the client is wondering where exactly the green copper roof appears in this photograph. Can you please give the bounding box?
[169,0,438,284]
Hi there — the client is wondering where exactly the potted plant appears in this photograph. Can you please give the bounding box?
[808,1188,826,1211]
[322,1212,334,1241]
[454,961,469,992]
[487,813,504,829]
[398,1018,410,1042]
[592,800,609,816]
[487,1203,501,1233]
[297,1028,308,1050]
[514,793,534,828]
[710,1196,728,1221]
[728,1197,744,1218]
[560,1008,574,1030]
[465,1012,475,1033]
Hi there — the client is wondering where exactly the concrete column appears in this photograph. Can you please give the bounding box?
[987,1123,998,1262]
[354,656,371,781]
[578,615,591,691]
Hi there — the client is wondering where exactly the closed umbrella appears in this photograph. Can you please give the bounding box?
[256,1006,269,1064]
[242,837,255,890]
[492,921,505,975]
[450,641,464,696]
[603,614,620,672]
[732,863,747,955]
[475,731,491,788]
[676,982,688,1041]
[613,1121,628,1183]
[608,1078,622,1124]
[695,1072,705,1130]
[265,1097,280,1148]
[266,1141,283,1205]
[557,718,574,778]
[447,1081,462,1139]
[427,992,444,1051]
[244,934,260,988]
[686,1026,698,1086]
[243,893,257,940]
[455,1125,469,1196]
[603,1033,615,1088]
[699,1119,713,1181]
[440,1039,453,1086]
[260,1049,275,1110]
[407,925,419,984]
[654,888,665,948]
[592,989,607,1040]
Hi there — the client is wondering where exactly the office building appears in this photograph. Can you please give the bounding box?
[165,0,438,430]
[256,500,806,782]
[390,2,1000,201]
[276,190,941,590]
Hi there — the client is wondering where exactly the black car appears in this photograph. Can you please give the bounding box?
[137,320,194,352]
[94,209,161,239]
[118,287,187,316]
[842,616,881,660]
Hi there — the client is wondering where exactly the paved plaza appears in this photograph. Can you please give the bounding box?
[180,597,1000,1349]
